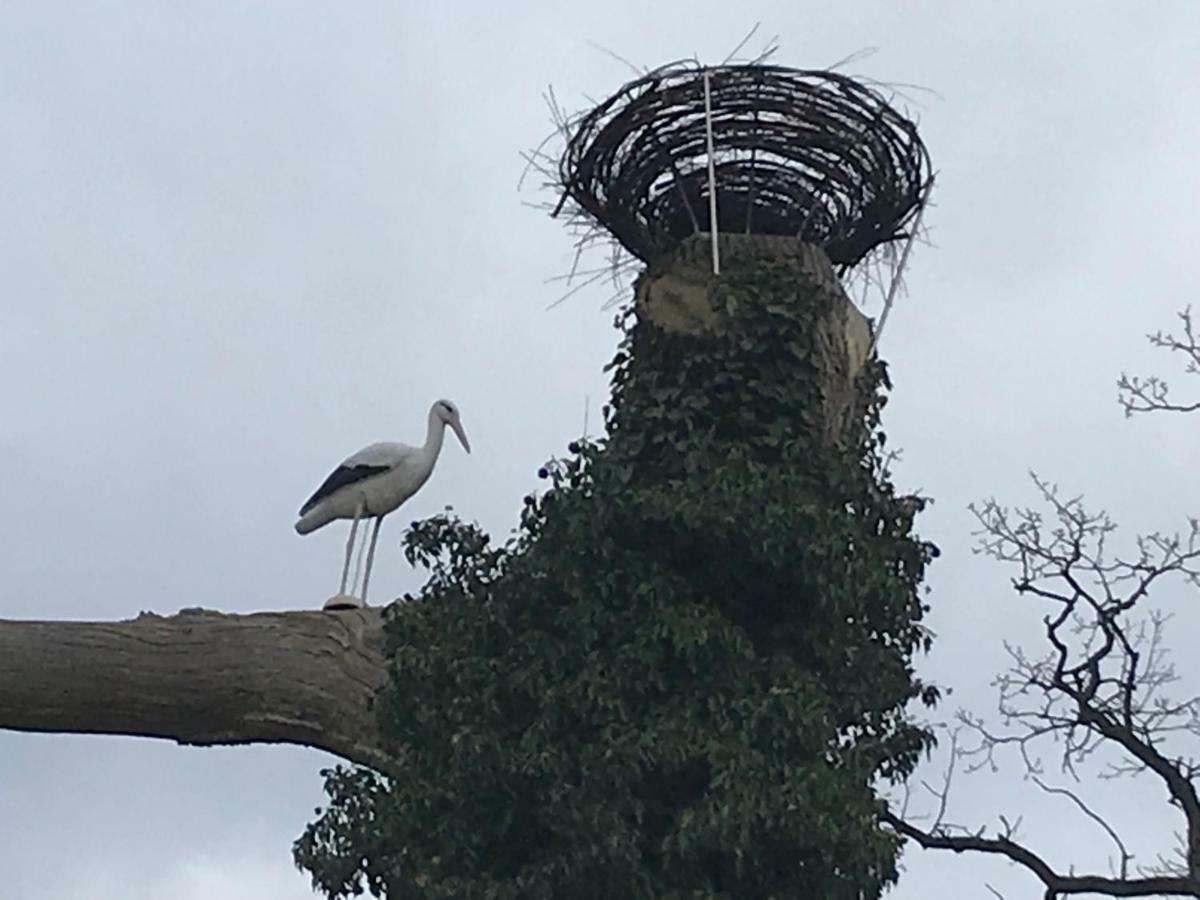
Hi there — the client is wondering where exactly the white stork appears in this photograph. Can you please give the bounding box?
[295,399,470,609]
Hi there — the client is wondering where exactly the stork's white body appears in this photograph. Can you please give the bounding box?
[295,400,470,608]
[294,441,438,535]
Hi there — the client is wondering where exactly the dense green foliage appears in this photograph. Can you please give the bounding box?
[295,254,938,898]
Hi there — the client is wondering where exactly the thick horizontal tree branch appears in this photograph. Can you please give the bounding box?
[882,811,1200,897]
[0,608,393,773]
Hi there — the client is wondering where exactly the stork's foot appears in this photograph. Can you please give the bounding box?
[323,594,365,611]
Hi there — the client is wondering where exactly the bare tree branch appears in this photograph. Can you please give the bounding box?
[0,608,393,774]
[882,810,1200,897]
[888,466,1200,896]
[964,480,1200,877]
[1118,306,1200,417]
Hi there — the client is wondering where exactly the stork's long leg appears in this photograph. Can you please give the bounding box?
[339,501,365,596]
[360,517,384,606]
[351,510,370,597]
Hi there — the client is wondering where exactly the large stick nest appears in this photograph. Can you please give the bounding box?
[554,62,932,270]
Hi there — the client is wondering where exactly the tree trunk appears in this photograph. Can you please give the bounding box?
[634,234,873,443]
[0,607,392,772]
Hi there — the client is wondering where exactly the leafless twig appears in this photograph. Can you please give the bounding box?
[1118,307,1200,417]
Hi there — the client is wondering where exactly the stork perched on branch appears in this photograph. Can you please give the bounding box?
[295,399,471,610]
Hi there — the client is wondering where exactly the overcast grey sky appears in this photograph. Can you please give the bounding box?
[2,3,1198,898]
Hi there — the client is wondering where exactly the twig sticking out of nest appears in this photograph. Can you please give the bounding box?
[553,62,932,271]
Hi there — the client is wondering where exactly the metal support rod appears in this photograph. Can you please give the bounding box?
[870,176,934,356]
[702,69,721,275]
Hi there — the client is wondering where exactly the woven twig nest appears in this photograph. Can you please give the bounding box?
[555,62,931,270]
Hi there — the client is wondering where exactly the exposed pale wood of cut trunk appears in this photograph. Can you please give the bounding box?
[635,233,873,444]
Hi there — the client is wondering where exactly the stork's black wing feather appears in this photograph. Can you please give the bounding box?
[299,464,391,516]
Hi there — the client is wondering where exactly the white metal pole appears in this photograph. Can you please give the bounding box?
[702,69,720,275]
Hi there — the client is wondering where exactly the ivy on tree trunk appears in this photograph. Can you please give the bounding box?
[295,237,939,899]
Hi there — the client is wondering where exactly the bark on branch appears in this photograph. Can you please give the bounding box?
[0,608,392,773]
